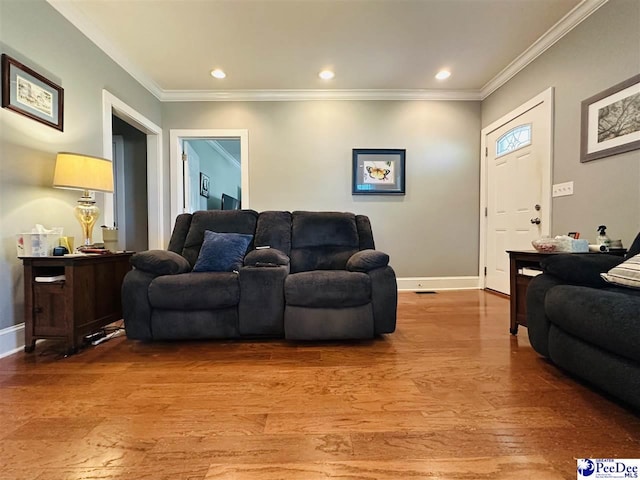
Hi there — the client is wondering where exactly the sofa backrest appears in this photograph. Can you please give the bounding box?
[254,211,293,255]
[167,213,193,254]
[627,231,640,259]
[355,215,376,251]
[167,209,376,271]
[289,211,374,273]
[169,210,259,267]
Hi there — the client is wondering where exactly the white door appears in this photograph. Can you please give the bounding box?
[483,90,553,294]
[182,141,201,213]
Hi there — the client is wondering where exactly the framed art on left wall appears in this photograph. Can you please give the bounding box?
[1,54,64,131]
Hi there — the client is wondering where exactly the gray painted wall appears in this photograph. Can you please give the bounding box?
[162,100,482,278]
[0,0,161,330]
[482,0,640,247]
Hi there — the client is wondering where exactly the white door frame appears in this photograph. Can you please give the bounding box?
[169,129,249,228]
[111,135,127,250]
[479,87,554,289]
[102,90,166,249]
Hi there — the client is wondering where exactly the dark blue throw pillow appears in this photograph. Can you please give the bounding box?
[193,230,253,272]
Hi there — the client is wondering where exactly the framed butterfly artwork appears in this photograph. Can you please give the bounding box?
[352,148,406,195]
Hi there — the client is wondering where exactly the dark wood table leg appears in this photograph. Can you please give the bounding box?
[509,255,518,335]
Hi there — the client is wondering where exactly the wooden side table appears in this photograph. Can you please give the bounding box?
[507,250,552,335]
[507,249,626,335]
[21,253,133,355]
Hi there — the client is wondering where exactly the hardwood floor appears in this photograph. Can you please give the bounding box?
[0,290,638,479]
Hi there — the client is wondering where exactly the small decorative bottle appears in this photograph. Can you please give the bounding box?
[596,225,611,248]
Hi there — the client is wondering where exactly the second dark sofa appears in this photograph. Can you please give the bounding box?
[122,210,397,341]
[526,232,640,409]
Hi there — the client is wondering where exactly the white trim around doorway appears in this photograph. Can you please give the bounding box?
[169,129,249,229]
[102,90,166,249]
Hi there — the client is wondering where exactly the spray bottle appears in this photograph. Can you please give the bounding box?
[596,225,611,248]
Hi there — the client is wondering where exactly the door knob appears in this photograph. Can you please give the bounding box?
[534,204,541,211]
[530,217,541,225]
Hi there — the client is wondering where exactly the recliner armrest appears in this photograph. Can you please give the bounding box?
[244,248,290,267]
[347,249,389,272]
[540,253,623,288]
[130,250,192,276]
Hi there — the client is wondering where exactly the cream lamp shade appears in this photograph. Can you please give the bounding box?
[53,152,114,192]
[53,153,114,247]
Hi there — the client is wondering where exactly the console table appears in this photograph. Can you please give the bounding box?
[507,249,626,335]
[21,253,133,355]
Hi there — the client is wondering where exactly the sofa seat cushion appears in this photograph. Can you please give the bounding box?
[285,270,371,308]
[149,272,239,310]
[545,285,640,363]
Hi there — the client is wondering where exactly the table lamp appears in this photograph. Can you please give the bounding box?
[53,152,114,246]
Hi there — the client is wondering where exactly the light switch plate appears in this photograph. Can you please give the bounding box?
[552,181,573,197]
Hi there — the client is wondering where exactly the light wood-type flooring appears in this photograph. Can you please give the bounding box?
[1,290,638,480]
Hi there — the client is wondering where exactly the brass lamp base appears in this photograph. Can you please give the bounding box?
[74,190,100,246]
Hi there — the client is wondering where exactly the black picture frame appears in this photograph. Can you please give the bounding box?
[580,74,640,163]
[1,54,64,131]
[352,148,406,195]
[199,173,210,198]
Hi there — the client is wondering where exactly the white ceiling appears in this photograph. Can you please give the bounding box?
[48,0,606,101]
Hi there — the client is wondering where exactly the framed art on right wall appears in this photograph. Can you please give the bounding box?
[581,74,640,162]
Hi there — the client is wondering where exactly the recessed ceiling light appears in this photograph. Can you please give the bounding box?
[210,69,226,79]
[319,70,335,80]
[435,70,451,80]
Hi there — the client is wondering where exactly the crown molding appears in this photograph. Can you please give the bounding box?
[206,140,241,168]
[481,0,608,99]
[160,89,482,102]
[49,0,606,104]
[47,0,164,100]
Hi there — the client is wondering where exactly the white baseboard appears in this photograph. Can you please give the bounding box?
[0,323,25,359]
[397,276,481,291]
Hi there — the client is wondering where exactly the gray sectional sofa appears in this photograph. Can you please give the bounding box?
[526,232,640,410]
[122,210,397,341]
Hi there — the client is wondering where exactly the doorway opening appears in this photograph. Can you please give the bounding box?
[169,129,249,225]
[112,116,148,252]
[183,138,242,212]
[101,90,165,248]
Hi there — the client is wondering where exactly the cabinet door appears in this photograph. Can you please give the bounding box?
[33,284,68,336]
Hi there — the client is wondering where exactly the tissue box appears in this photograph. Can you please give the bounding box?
[16,233,62,257]
[554,236,589,253]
